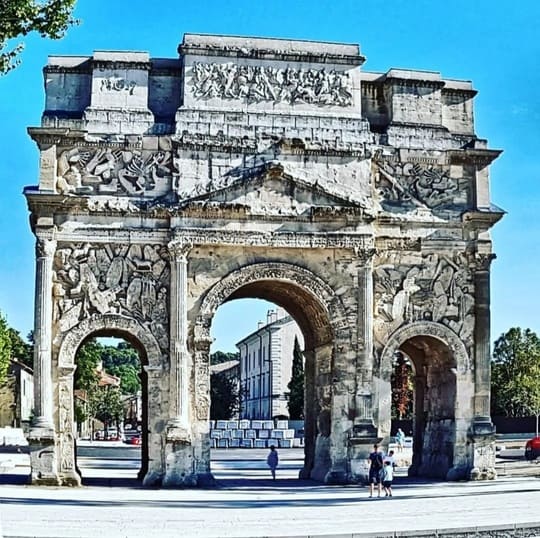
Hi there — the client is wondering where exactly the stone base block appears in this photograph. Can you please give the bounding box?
[142,469,164,487]
[28,427,60,486]
[59,471,82,487]
[324,469,348,485]
[196,472,217,488]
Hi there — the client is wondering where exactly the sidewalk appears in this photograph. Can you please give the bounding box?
[1,452,540,538]
[1,475,540,537]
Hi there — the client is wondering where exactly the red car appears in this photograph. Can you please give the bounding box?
[525,436,540,460]
[126,435,141,445]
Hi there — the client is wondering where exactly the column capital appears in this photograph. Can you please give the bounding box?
[468,252,496,272]
[168,238,193,259]
[353,247,376,266]
[36,237,57,258]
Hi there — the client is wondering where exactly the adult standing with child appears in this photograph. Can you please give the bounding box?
[367,443,384,498]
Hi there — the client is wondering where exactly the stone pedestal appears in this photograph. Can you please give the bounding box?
[28,428,60,486]
[347,423,381,484]
[162,427,196,487]
[467,418,497,481]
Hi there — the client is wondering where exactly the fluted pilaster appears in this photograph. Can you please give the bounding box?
[32,236,56,429]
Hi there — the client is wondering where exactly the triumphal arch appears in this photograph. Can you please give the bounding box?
[25,34,503,486]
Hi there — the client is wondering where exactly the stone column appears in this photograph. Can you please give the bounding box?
[348,248,379,484]
[163,238,196,487]
[353,248,378,436]
[167,239,192,437]
[473,253,496,429]
[29,235,60,485]
[469,252,497,480]
[32,237,56,429]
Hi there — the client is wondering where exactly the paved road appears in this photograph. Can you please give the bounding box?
[1,445,540,537]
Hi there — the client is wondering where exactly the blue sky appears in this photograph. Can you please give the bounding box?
[0,0,538,353]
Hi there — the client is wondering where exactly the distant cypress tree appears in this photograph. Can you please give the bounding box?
[287,337,304,420]
[391,352,413,419]
[210,372,239,420]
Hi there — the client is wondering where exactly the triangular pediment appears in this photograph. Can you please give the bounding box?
[177,162,372,216]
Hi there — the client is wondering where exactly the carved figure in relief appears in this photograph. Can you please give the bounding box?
[53,243,170,351]
[190,61,353,106]
[56,148,172,196]
[374,253,475,349]
[374,159,460,211]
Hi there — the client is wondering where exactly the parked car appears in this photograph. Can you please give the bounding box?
[525,436,540,460]
[126,435,141,445]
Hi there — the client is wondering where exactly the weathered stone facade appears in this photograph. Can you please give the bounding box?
[25,34,503,486]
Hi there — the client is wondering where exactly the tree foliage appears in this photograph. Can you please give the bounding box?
[100,342,141,394]
[287,337,304,420]
[210,372,238,420]
[210,351,239,365]
[7,327,33,367]
[491,328,540,418]
[88,385,124,430]
[1,0,78,73]
[391,352,414,420]
[109,363,140,395]
[0,312,11,385]
[74,339,101,391]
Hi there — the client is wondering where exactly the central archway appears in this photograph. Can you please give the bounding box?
[194,262,351,482]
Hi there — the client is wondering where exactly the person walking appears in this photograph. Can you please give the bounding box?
[395,428,405,453]
[382,460,394,497]
[367,443,384,498]
[267,445,279,480]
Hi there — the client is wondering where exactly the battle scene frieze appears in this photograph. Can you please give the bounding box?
[190,62,354,106]
[373,155,468,211]
[53,243,170,351]
[373,252,475,351]
[56,147,172,196]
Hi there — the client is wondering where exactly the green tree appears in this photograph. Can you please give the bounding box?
[287,337,304,420]
[74,339,101,391]
[101,342,140,370]
[1,0,78,74]
[210,372,238,420]
[0,312,11,385]
[100,342,141,394]
[491,328,540,433]
[210,351,239,365]
[108,363,140,395]
[88,385,124,437]
[7,327,33,367]
[391,352,414,420]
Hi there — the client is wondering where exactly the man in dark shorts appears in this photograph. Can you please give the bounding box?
[367,443,384,498]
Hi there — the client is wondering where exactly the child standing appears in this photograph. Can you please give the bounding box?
[382,460,394,497]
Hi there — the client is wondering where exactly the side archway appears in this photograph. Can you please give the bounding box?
[57,314,164,370]
[376,321,473,480]
[55,314,165,486]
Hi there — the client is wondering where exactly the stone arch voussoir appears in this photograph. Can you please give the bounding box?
[57,314,164,371]
[379,321,470,378]
[194,261,349,348]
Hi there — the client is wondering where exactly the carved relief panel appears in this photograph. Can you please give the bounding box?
[190,62,354,107]
[373,252,475,353]
[56,147,172,196]
[53,243,170,351]
[373,156,469,212]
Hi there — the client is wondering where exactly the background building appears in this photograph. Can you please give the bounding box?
[237,309,303,420]
[0,359,34,430]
